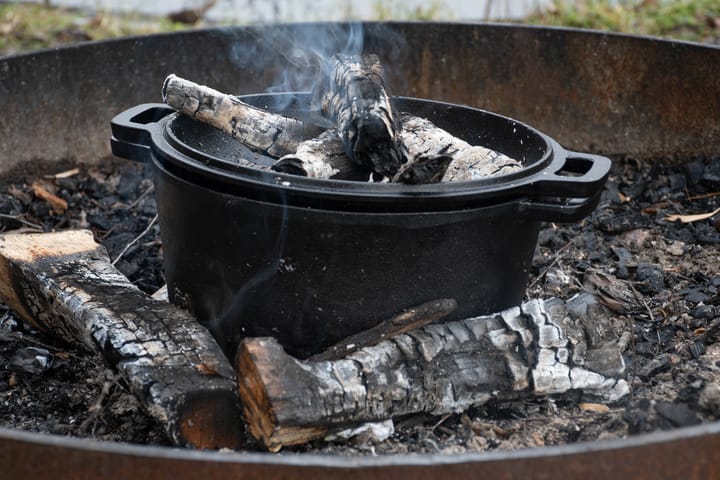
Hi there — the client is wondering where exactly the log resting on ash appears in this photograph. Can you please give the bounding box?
[237,294,629,451]
[312,53,406,178]
[162,74,322,157]
[0,230,244,449]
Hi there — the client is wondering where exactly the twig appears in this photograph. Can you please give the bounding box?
[0,213,44,231]
[527,237,577,290]
[111,214,158,266]
[126,184,154,211]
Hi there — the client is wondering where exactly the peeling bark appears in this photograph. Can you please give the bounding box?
[0,230,244,449]
[236,294,629,451]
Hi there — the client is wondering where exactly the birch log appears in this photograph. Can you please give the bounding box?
[312,54,406,177]
[237,294,629,451]
[162,74,321,157]
[0,230,244,449]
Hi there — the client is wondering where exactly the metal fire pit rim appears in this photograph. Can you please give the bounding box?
[4,20,718,64]
[3,420,720,467]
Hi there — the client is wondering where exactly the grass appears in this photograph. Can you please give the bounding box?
[526,0,720,43]
[1,0,720,56]
[0,3,187,56]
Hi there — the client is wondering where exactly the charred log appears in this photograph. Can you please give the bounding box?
[0,230,244,449]
[236,295,629,451]
[162,74,321,157]
[396,114,523,183]
[312,54,406,177]
[271,129,370,181]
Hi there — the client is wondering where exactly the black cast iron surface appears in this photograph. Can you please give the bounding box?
[2,22,720,479]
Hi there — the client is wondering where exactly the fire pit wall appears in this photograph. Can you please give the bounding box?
[2,22,720,176]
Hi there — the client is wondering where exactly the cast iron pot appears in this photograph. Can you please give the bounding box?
[111,93,610,359]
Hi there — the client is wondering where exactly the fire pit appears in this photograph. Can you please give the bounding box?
[2,21,720,480]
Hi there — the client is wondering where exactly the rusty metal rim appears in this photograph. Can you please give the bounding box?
[3,420,720,467]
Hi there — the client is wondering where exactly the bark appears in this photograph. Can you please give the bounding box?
[312,54,405,177]
[162,74,321,157]
[236,294,629,451]
[396,114,523,183]
[0,230,244,449]
[271,129,370,181]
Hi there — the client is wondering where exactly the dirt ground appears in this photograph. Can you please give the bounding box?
[1,154,719,454]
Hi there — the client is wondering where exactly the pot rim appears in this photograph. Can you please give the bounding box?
[111,96,611,214]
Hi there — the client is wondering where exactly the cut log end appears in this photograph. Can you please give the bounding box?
[236,337,331,451]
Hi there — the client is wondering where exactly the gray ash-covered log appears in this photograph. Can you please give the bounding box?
[271,129,369,181]
[0,230,244,449]
[162,74,321,157]
[236,294,629,451]
[312,53,406,178]
[396,114,523,183]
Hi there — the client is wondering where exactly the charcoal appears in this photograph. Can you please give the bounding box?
[7,347,53,375]
[634,263,665,294]
[654,401,701,429]
[701,160,720,189]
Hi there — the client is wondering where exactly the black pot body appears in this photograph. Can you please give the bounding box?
[111,95,610,359]
[154,156,541,358]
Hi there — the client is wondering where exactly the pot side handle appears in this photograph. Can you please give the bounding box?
[517,151,611,223]
[524,151,612,198]
[110,103,175,163]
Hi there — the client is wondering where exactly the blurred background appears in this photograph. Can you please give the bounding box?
[1,0,720,56]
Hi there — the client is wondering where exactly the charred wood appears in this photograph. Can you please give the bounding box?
[0,230,244,449]
[271,129,370,181]
[162,74,321,157]
[312,54,405,177]
[236,294,629,451]
[396,114,523,183]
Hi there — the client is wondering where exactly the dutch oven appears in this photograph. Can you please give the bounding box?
[110,93,610,359]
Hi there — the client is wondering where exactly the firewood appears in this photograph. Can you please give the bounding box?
[396,114,523,183]
[236,294,629,451]
[271,129,370,181]
[312,54,406,178]
[0,230,244,450]
[309,298,457,362]
[162,74,321,157]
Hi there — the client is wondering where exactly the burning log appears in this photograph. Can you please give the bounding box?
[237,294,629,451]
[162,74,321,157]
[0,230,244,449]
[312,53,406,177]
[396,114,523,183]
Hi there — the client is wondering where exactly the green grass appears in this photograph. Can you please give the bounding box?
[526,0,720,43]
[2,0,720,56]
[0,3,188,56]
